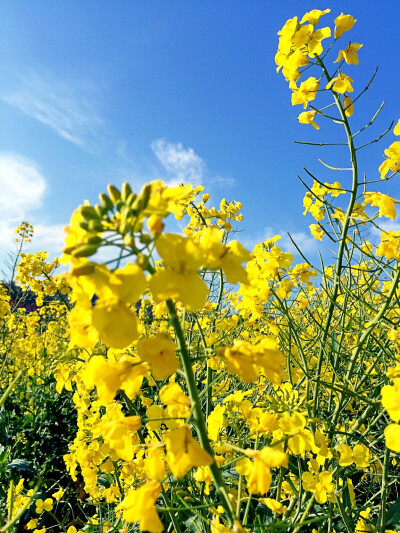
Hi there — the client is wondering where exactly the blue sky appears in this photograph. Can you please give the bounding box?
[1,1,400,270]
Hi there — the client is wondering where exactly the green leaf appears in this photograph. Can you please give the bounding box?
[386,497,400,526]
[7,459,34,473]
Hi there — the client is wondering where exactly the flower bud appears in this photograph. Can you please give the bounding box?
[107,184,121,204]
[71,244,99,258]
[147,215,164,236]
[121,182,133,201]
[99,193,114,211]
[80,205,99,220]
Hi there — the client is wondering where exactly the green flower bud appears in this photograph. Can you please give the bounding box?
[80,205,99,220]
[121,182,133,201]
[71,244,99,258]
[107,184,121,204]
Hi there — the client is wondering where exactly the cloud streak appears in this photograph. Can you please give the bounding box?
[3,74,103,148]
[151,138,206,186]
[0,153,64,259]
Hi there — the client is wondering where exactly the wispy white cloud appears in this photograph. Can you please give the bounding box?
[0,154,46,219]
[0,153,64,259]
[151,138,206,186]
[3,74,103,148]
[209,175,237,189]
[371,218,400,237]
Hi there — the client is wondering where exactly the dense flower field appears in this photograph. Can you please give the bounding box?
[2,8,400,533]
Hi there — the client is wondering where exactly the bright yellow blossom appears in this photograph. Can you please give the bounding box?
[334,13,356,39]
[298,110,319,130]
[326,72,354,93]
[363,192,396,220]
[300,9,331,26]
[164,425,213,477]
[137,333,179,381]
[291,77,320,108]
[117,480,163,533]
[335,43,363,64]
[385,424,400,452]
[35,498,53,514]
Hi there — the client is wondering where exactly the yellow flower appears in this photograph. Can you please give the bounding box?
[394,119,400,136]
[218,338,285,384]
[145,446,167,481]
[300,9,331,26]
[147,214,164,235]
[35,498,53,514]
[117,480,163,533]
[211,515,232,533]
[363,192,396,220]
[159,382,191,421]
[338,443,370,470]
[259,497,285,514]
[82,355,146,404]
[146,404,166,431]
[102,415,142,461]
[51,488,64,501]
[245,446,288,495]
[335,43,363,65]
[379,141,400,179]
[164,425,213,478]
[343,95,354,117]
[298,110,320,130]
[207,404,226,441]
[326,72,354,93]
[307,26,331,57]
[309,224,324,241]
[302,469,335,504]
[92,302,141,349]
[291,77,320,108]
[376,231,400,260]
[137,333,179,381]
[69,262,146,349]
[385,424,400,452]
[149,234,209,311]
[334,13,356,39]
[382,380,400,421]
[198,227,251,284]
[235,457,252,476]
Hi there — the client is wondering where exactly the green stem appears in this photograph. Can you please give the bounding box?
[161,486,182,533]
[166,299,238,526]
[312,55,359,418]
[378,447,390,530]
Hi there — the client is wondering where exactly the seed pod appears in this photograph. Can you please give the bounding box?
[107,184,121,204]
[71,244,99,258]
[121,182,133,201]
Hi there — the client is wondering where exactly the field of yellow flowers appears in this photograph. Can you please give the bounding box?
[2,8,400,533]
